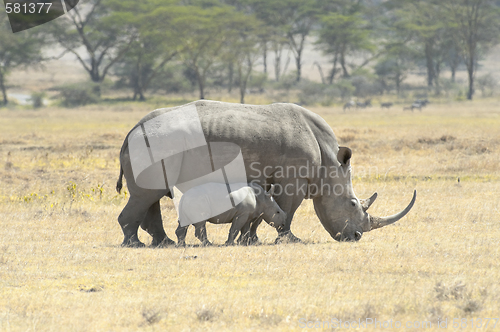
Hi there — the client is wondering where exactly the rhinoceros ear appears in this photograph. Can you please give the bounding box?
[267,184,276,196]
[337,147,352,166]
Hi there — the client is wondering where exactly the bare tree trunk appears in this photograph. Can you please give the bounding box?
[239,57,253,104]
[449,49,460,83]
[90,58,101,83]
[240,89,245,104]
[313,62,325,84]
[425,42,435,87]
[340,50,349,78]
[198,78,205,99]
[274,46,282,82]
[239,73,246,104]
[328,54,338,84]
[395,72,401,96]
[196,69,205,100]
[228,62,234,93]
[466,56,474,100]
[434,61,441,95]
[132,56,145,101]
[133,88,145,101]
[291,35,306,82]
[139,51,178,100]
[262,41,267,74]
[282,53,291,76]
[295,51,302,82]
[380,79,387,95]
[0,70,7,105]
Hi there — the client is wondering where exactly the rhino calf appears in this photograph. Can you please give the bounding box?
[175,183,286,246]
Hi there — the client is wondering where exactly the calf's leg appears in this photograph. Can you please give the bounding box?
[194,222,212,246]
[175,223,188,246]
[226,213,250,245]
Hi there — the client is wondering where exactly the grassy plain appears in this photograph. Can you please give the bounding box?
[0,99,499,331]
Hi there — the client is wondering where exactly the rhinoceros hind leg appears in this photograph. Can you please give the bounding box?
[118,190,166,248]
[118,202,147,248]
[141,201,176,247]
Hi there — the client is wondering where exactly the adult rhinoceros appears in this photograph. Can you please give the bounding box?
[116,100,416,247]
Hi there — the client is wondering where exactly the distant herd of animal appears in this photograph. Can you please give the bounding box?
[343,99,430,112]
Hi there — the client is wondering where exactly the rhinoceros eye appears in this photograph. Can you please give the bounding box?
[350,199,357,207]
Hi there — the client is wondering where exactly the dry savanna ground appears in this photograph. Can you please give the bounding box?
[0,99,499,331]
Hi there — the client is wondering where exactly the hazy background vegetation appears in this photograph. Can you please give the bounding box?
[2,0,500,107]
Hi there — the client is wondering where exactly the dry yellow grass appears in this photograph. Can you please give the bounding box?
[1,100,499,331]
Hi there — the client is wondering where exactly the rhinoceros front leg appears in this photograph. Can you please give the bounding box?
[271,178,308,243]
[237,217,261,245]
[226,213,250,245]
[140,201,175,247]
[237,222,251,245]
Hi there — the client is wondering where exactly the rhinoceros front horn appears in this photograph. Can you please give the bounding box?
[368,190,416,231]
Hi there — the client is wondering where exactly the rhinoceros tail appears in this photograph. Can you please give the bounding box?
[116,165,124,194]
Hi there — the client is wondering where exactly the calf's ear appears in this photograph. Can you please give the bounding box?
[337,147,352,166]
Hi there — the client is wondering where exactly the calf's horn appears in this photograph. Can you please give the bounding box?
[368,190,416,230]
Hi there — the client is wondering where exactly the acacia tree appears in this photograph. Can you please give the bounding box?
[0,14,44,105]
[390,0,463,94]
[391,1,444,88]
[245,0,290,81]
[444,0,500,99]
[227,18,261,103]
[111,0,187,101]
[316,9,375,83]
[375,43,415,96]
[50,0,136,85]
[178,4,249,99]
[283,0,319,82]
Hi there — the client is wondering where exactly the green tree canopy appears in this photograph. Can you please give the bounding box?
[316,8,375,82]
[177,3,254,99]
[49,0,137,85]
[111,0,189,100]
[0,13,44,105]
[443,0,500,99]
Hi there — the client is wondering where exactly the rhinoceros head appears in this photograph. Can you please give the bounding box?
[313,147,416,242]
[257,184,287,229]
